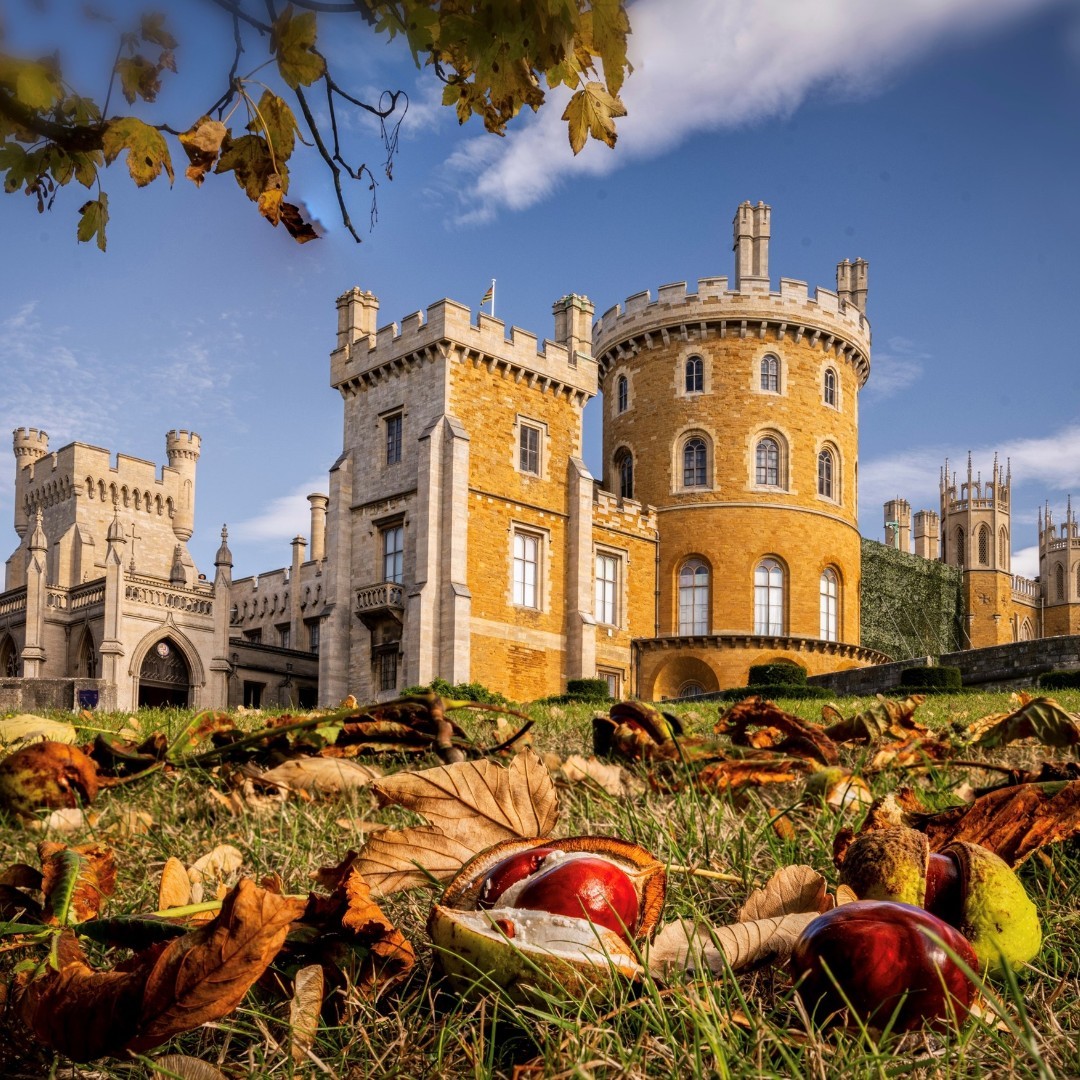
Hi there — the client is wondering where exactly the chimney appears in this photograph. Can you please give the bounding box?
[307,493,328,562]
[335,288,379,350]
[914,510,940,560]
[551,294,594,366]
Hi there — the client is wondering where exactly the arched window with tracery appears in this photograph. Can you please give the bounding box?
[999,527,1008,567]
[616,374,628,413]
[685,356,703,394]
[760,354,780,393]
[678,559,709,634]
[817,448,835,499]
[823,367,837,407]
[683,437,707,487]
[1055,563,1065,600]
[820,568,839,641]
[755,436,783,488]
[0,636,18,678]
[978,525,990,565]
[615,449,634,500]
[955,526,965,567]
[754,558,784,635]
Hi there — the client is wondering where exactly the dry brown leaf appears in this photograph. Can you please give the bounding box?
[370,748,558,849]
[340,868,416,991]
[39,841,116,924]
[188,844,243,886]
[870,735,953,769]
[258,757,382,796]
[648,911,818,978]
[697,758,809,793]
[151,1055,229,1080]
[715,698,839,766]
[158,857,192,911]
[109,808,154,836]
[737,865,832,923]
[288,964,324,1065]
[770,813,797,841]
[334,817,387,834]
[821,695,927,743]
[835,884,859,905]
[128,879,306,1052]
[560,754,639,797]
[917,780,1080,866]
[965,696,1080,749]
[352,825,479,896]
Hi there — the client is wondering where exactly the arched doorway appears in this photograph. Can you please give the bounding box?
[137,638,191,707]
[0,634,18,678]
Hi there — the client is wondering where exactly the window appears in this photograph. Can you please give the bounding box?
[820,568,839,641]
[817,448,834,499]
[955,526,965,567]
[278,625,291,649]
[616,450,634,500]
[823,367,837,407]
[243,681,264,708]
[755,437,781,487]
[513,531,540,607]
[382,525,404,584]
[385,413,402,465]
[999,527,1009,567]
[1,636,19,678]
[616,375,628,413]
[243,628,262,643]
[595,553,618,625]
[377,648,398,692]
[760,354,780,393]
[683,437,707,487]
[978,525,990,566]
[307,619,320,654]
[519,423,541,475]
[597,668,621,698]
[1055,563,1065,601]
[678,681,705,699]
[678,559,709,634]
[754,559,784,635]
[685,356,703,393]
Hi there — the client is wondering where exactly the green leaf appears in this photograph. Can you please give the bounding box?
[272,7,326,90]
[561,80,626,154]
[215,133,279,202]
[15,62,61,110]
[77,192,109,250]
[249,91,300,164]
[115,55,161,104]
[102,117,173,186]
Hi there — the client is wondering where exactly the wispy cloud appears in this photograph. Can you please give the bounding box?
[229,475,329,546]
[864,336,927,401]
[443,0,1059,223]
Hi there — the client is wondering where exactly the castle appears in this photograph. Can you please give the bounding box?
[3,202,1078,710]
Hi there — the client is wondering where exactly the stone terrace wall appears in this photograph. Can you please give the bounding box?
[0,678,113,712]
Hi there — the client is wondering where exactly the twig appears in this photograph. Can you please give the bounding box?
[667,864,744,884]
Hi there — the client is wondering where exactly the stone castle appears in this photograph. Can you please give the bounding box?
[2,202,1078,710]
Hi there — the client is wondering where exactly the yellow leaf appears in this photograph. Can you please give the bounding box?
[258,186,283,226]
[102,117,173,187]
[272,7,326,90]
[561,81,627,154]
[76,193,108,251]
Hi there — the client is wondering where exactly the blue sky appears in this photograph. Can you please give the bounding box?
[2,0,1079,582]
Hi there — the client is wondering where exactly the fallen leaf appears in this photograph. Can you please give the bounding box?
[737,865,832,922]
[870,735,953,769]
[151,1056,229,1080]
[352,825,479,896]
[39,842,116,924]
[697,758,809,793]
[560,754,639,797]
[0,741,100,815]
[965,696,1080,749]
[835,884,859,905]
[0,714,78,748]
[821,696,927,743]
[158,857,192,911]
[715,698,839,766]
[258,757,381,796]
[770,813,797,842]
[109,808,155,836]
[288,964,323,1064]
[28,808,100,833]
[188,844,243,887]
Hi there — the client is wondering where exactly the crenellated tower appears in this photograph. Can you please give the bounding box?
[12,428,49,539]
[165,429,201,543]
[1039,498,1080,635]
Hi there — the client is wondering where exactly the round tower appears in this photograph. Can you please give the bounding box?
[593,202,878,696]
[165,429,201,542]
[12,427,49,538]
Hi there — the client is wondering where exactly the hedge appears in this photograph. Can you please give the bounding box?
[565,678,612,700]
[1039,669,1080,690]
[714,684,831,701]
[748,663,807,687]
[899,665,962,691]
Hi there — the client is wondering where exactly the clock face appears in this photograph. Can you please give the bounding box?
[156,642,170,658]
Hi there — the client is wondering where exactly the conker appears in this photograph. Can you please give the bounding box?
[789,900,977,1031]
[477,845,557,909]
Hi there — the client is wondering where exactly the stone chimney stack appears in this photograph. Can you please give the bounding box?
[307,493,328,562]
[850,257,869,313]
[335,287,379,350]
[884,498,912,553]
[552,294,594,366]
[733,200,771,292]
[914,510,940,560]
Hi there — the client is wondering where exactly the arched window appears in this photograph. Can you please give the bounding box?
[760,354,780,393]
[977,525,990,565]
[678,681,705,699]
[755,437,782,488]
[616,450,634,500]
[683,437,707,487]
[823,367,837,406]
[685,356,703,393]
[754,559,784,635]
[678,559,709,634]
[817,448,834,499]
[78,631,97,678]
[999,527,1008,567]
[0,636,18,678]
[1056,563,1065,601]
[955,526,965,567]
[1019,619,1033,641]
[1076,562,1080,599]
[616,374,628,413]
[820,568,839,642]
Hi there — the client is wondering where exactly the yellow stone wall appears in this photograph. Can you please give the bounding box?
[962,570,1019,648]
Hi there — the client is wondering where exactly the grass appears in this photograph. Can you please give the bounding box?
[1,689,1079,1078]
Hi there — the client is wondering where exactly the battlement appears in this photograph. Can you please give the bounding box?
[592,482,658,536]
[592,276,871,383]
[941,455,1011,514]
[13,427,49,456]
[331,293,598,399]
[166,429,202,459]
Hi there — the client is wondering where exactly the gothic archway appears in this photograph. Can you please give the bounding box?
[137,637,191,707]
[0,635,18,678]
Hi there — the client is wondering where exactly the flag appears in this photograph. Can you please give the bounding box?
[480,281,494,307]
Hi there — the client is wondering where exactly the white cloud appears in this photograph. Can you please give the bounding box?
[864,336,927,401]
[230,476,329,545]
[443,0,1059,223]
[1012,544,1040,579]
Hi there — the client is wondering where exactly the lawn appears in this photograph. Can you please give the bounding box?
[1,688,1077,1079]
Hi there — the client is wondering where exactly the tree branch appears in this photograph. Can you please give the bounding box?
[0,89,104,152]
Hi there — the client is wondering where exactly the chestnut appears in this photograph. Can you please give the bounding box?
[789,900,978,1031]
[477,845,557,909]
[514,855,640,940]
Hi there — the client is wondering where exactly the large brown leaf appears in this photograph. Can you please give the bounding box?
[714,698,839,766]
[965,695,1080,749]
[821,695,927,743]
[370,748,558,848]
[127,878,306,1052]
[696,758,810,793]
[257,757,381,796]
[39,841,116,924]
[352,825,479,896]
[915,780,1080,866]
[737,865,832,922]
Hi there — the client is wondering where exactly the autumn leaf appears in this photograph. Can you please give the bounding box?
[352,825,479,896]
[821,695,927,743]
[178,116,228,186]
[560,754,640,797]
[139,12,177,51]
[249,90,300,163]
[157,856,192,911]
[0,714,78,748]
[288,965,323,1064]
[965,695,1080,749]
[257,756,380,796]
[127,879,306,1052]
[561,81,626,154]
[102,117,173,186]
[715,698,840,766]
[215,133,278,202]
[272,7,326,90]
[115,55,162,104]
[14,62,61,110]
[696,758,810,793]
[278,199,319,243]
[150,1057,228,1080]
[39,841,116,924]
[586,0,632,96]
[737,865,833,922]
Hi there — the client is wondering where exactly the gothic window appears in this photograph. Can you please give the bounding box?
[513,530,541,608]
[1055,563,1065,601]
[616,450,634,500]
[817,448,835,499]
[754,558,784,635]
[79,632,97,678]
[999,527,1009,567]
[385,413,403,465]
[678,559,709,635]
[755,437,783,488]
[1,636,18,678]
[382,525,404,584]
[977,525,990,566]
[1019,619,1033,641]
[278,625,291,649]
[820,568,839,642]
[306,619,320,654]
[760,354,780,393]
[616,374,628,413]
[685,356,703,393]
[823,367,837,407]
[955,526,965,567]
[595,553,619,626]
[682,436,707,487]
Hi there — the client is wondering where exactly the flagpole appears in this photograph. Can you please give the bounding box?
[491,278,496,320]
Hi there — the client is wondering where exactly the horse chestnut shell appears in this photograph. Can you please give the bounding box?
[789,900,978,1030]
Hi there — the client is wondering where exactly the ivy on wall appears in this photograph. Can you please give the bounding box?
[860,539,963,660]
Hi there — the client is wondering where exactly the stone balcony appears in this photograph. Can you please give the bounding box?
[355,581,405,630]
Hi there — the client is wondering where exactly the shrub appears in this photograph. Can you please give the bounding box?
[899,665,962,691]
[748,662,807,687]
[1039,669,1080,690]
[715,683,830,701]
[565,678,612,701]
[401,678,508,705]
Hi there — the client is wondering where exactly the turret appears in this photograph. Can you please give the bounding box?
[12,427,49,538]
[884,498,912,553]
[336,287,379,350]
[913,510,940,560]
[552,294,595,365]
[307,493,328,562]
[733,200,771,292]
[165,429,201,542]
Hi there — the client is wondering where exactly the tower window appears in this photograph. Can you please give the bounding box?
[595,553,619,626]
[382,525,404,584]
[955,526,965,568]
[754,558,784,635]
[518,423,541,475]
[817,448,834,499]
[978,525,990,566]
[823,367,837,407]
[385,413,402,465]
[616,450,634,500]
[755,437,782,488]
[999,527,1008,567]
[616,374,628,413]
[820,568,838,641]
[513,531,540,608]
[678,559,709,634]
[760,355,780,393]
[683,437,707,487]
[685,356,703,393]
[1055,563,1065,601]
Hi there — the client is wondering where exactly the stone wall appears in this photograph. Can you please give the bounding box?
[0,678,113,712]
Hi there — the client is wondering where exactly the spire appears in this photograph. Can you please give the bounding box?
[170,544,188,586]
[215,524,233,568]
[28,507,47,552]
